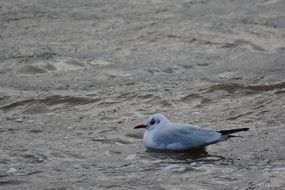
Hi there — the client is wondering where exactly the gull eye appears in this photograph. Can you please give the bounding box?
[150,119,156,125]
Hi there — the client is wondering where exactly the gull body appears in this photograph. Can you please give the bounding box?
[134,114,249,151]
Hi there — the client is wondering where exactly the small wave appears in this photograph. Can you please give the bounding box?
[205,82,285,94]
[180,93,202,102]
[0,180,28,186]
[0,95,100,114]
[90,137,132,145]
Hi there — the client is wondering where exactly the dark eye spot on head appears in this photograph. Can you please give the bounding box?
[150,118,155,125]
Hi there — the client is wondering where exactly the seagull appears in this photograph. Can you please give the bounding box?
[134,113,249,151]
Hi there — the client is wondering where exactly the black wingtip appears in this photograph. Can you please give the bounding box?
[218,128,249,136]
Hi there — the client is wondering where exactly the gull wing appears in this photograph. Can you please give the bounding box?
[154,123,222,150]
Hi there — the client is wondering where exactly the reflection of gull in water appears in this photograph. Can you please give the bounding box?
[146,147,209,160]
[134,113,249,151]
[145,147,227,165]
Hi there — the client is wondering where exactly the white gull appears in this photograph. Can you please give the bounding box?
[134,113,249,151]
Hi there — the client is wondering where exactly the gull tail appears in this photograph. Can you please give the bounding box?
[218,128,249,136]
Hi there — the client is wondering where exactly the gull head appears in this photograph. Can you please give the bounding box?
[134,113,169,130]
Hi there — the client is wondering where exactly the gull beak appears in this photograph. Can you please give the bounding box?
[134,124,147,129]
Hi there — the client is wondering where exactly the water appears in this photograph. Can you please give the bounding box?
[0,0,285,189]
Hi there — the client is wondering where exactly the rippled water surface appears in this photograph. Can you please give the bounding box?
[0,0,285,189]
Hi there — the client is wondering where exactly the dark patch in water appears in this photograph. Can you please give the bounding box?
[27,129,42,133]
[18,65,47,74]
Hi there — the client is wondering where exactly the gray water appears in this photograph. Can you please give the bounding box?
[0,0,285,189]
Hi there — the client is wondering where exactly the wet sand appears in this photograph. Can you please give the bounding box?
[0,0,285,189]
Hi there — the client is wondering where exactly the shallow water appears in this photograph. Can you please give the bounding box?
[1,0,285,189]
